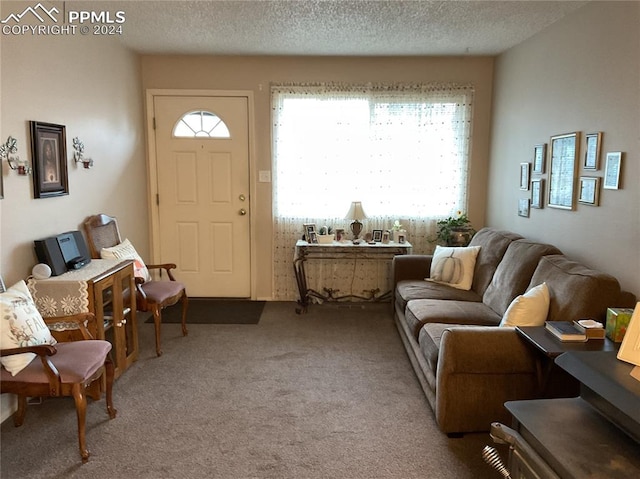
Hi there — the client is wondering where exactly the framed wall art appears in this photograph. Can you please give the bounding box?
[603,151,622,189]
[578,176,600,206]
[30,121,68,198]
[531,178,544,209]
[583,132,602,170]
[532,144,546,174]
[548,132,579,210]
[519,162,530,190]
[518,198,530,218]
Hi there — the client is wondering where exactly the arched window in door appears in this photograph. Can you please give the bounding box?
[173,110,231,138]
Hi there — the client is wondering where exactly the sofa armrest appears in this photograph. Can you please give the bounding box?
[434,326,538,434]
[392,254,433,284]
[438,326,536,374]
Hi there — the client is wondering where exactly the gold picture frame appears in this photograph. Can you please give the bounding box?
[533,143,546,174]
[548,132,579,210]
[531,178,544,209]
[583,132,602,170]
[578,176,600,206]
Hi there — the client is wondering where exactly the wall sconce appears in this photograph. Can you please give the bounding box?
[72,137,93,169]
[0,136,31,175]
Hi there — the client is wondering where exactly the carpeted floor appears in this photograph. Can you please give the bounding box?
[1,302,502,479]
[145,299,265,325]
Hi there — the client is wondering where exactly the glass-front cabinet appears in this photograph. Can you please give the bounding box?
[27,259,139,380]
[91,261,139,379]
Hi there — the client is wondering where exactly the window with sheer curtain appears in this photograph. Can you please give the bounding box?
[271,82,474,300]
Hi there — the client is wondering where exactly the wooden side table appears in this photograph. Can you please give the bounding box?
[28,259,138,379]
[516,326,617,397]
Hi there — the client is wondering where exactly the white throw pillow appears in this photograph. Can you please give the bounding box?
[100,238,152,282]
[0,280,57,376]
[428,245,481,291]
[500,282,550,327]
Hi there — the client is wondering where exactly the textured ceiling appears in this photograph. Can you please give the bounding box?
[92,0,588,56]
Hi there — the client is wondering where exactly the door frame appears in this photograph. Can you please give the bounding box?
[145,89,258,299]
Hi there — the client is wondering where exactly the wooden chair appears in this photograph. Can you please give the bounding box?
[0,309,117,463]
[82,213,189,356]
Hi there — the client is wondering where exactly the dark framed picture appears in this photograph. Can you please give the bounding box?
[531,178,544,209]
[30,121,68,198]
[372,229,383,242]
[578,176,600,206]
[519,162,530,190]
[548,132,579,210]
[533,144,546,174]
[583,132,602,170]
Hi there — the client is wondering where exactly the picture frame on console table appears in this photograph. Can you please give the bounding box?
[303,223,317,243]
[30,121,68,199]
[548,132,579,210]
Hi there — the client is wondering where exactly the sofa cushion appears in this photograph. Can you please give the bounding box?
[429,245,481,291]
[482,239,561,317]
[499,282,550,327]
[395,280,482,316]
[468,228,523,296]
[528,255,621,324]
[405,299,502,338]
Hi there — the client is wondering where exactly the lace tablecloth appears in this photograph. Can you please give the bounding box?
[27,259,125,317]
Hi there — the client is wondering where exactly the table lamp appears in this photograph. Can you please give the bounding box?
[345,201,367,241]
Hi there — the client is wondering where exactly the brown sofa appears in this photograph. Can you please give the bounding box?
[392,227,632,435]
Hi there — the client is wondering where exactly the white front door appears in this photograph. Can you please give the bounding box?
[153,95,251,297]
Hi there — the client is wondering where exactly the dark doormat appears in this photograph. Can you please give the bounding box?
[146,299,265,325]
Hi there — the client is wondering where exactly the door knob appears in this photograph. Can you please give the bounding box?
[239,194,246,201]
[239,208,247,215]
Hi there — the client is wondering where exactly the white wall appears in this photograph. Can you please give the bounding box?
[488,1,639,297]
[0,2,146,422]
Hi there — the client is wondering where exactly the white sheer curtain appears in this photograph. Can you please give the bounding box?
[271,82,474,300]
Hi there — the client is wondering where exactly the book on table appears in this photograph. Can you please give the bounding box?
[545,321,588,342]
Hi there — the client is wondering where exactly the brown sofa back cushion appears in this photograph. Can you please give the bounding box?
[468,228,522,296]
[527,254,621,323]
[483,239,561,316]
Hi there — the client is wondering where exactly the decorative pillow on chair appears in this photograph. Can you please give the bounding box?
[499,282,550,327]
[427,245,481,291]
[0,280,57,376]
[100,238,152,282]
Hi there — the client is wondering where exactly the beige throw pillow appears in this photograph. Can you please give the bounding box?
[100,238,152,282]
[428,245,481,291]
[500,282,550,327]
[0,280,57,376]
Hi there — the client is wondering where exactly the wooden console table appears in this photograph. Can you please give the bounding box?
[293,240,412,312]
[27,259,138,379]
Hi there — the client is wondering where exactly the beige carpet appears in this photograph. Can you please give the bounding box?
[1,302,502,478]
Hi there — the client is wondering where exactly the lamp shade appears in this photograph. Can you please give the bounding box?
[345,201,367,220]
